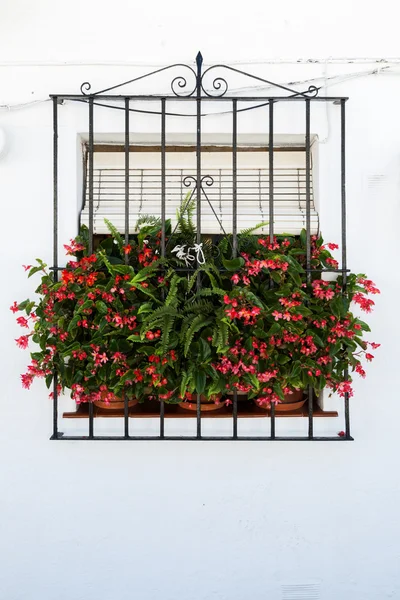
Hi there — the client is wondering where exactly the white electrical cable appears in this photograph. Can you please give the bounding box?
[0,65,397,114]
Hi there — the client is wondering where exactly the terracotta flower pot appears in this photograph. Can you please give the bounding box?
[94,396,138,410]
[255,390,306,412]
[179,395,223,412]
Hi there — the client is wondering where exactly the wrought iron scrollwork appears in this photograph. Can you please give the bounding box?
[79,52,319,98]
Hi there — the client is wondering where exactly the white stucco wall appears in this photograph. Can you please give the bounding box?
[1,1,399,599]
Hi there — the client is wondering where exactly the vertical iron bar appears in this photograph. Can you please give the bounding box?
[160,98,166,439]
[232,99,238,256]
[305,98,313,439]
[161,98,166,259]
[124,391,129,438]
[233,391,238,439]
[124,98,130,438]
[341,99,350,438]
[268,100,274,242]
[269,100,276,439]
[196,52,203,439]
[88,97,94,438]
[52,97,59,438]
[232,100,238,439]
[124,98,130,255]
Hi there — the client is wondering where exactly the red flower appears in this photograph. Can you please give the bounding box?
[123,244,132,255]
[21,373,34,389]
[22,265,32,271]
[338,431,345,437]
[16,316,29,328]
[10,301,19,313]
[365,353,374,361]
[15,335,29,349]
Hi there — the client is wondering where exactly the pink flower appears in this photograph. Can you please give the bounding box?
[231,274,240,284]
[16,316,29,328]
[21,373,34,389]
[10,301,20,313]
[369,342,381,349]
[15,335,29,349]
[272,310,282,321]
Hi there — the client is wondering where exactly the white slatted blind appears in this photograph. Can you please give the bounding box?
[81,150,318,235]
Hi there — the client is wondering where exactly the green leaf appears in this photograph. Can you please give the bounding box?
[221,256,245,271]
[300,229,307,248]
[268,322,282,335]
[138,302,153,315]
[278,355,291,365]
[95,301,108,315]
[194,371,206,394]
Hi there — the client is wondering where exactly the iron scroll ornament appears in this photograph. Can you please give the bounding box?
[79,52,319,99]
[80,64,197,97]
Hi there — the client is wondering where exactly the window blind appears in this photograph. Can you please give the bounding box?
[81,150,318,236]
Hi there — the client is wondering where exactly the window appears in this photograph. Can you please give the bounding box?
[51,53,351,441]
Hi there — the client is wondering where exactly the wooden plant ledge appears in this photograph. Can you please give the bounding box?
[63,399,338,419]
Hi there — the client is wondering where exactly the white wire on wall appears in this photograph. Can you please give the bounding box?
[0,64,398,114]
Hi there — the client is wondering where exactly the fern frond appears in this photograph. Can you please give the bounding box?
[142,305,178,326]
[97,250,115,275]
[161,314,174,354]
[165,274,181,307]
[238,221,269,236]
[184,316,213,357]
[183,300,214,315]
[198,288,226,297]
[135,214,162,229]
[104,219,124,252]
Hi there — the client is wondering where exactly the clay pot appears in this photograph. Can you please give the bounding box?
[179,395,223,412]
[94,396,138,410]
[225,390,250,402]
[256,390,306,413]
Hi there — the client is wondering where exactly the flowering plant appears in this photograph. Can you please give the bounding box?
[212,230,380,405]
[12,205,380,410]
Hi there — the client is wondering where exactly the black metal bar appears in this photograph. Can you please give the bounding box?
[52,435,354,442]
[340,99,351,439]
[305,98,314,439]
[124,392,129,438]
[88,97,94,438]
[196,394,201,439]
[269,100,274,242]
[52,94,349,102]
[161,98,166,259]
[160,400,165,438]
[196,53,203,440]
[88,97,94,255]
[233,391,238,439]
[268,101,276,440]
[270,402,276,439]
[124,97,130,260]
[52,97,59,439]
[232,99,238,255]
[196,52,202,244]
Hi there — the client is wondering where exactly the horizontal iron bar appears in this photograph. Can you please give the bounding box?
[51,434,353,441]
[50,94,349,102]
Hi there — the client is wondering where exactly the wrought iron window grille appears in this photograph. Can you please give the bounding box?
[51,52,352,441]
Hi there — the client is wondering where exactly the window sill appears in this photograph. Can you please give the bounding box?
[63,399,338,419]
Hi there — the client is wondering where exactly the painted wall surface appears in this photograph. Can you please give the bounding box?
[1,1,399,599]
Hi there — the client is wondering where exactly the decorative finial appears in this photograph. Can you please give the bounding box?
[196,51,203,72]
